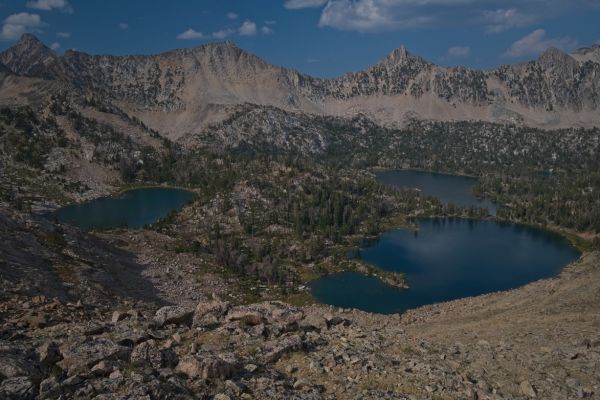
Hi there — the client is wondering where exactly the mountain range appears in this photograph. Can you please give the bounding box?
[1,33,600,140]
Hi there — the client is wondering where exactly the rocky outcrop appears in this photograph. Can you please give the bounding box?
[0,205,163,304]
[572,44,600,64]
[153,305,194,327]
[1,250,599,399]
[494,47,600,111]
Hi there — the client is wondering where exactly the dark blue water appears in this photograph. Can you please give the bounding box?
[51,187,195,230]
[310,218,580,314]
[377,170,496,215]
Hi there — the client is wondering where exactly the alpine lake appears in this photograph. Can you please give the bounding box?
[50,187,195,231]
[309,170,580,314]
[50,176,580,315]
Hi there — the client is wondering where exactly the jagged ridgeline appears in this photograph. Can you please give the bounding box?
[1,33,600,234]
[1,33,600,137]
[0,34,600,230]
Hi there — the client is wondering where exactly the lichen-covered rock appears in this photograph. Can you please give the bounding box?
[58,338,130,375]
[193,299,229,327]
[175,352,238,380]
[0,376,35,400]
[37,341,61,368]
[261,334,303,363]
[299,314,327,332]
[0,344,41,379]
[130,339,162,369]
[153,306,194,327]
[226,307,264,326]
[38,376,61,399]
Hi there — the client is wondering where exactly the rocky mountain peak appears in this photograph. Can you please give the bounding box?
[538,46,572,61]
[537,47,577,70]
[372,45,431,72]
[184,40,273,73]
[0,33,60,78]
[10,33,55,60]
[15,33,46,48]
[383,45,414,65]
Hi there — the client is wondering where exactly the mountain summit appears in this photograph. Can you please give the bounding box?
[1,34,600,133]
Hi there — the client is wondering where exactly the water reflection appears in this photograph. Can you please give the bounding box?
[50,187,195,230]
[310,218,580,314]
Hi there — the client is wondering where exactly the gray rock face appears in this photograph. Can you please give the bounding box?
[226,307,265,326]
[0,344,41,379]
[494,47,600,111]
[193,299,229,327]
[175,352,238,380]
[0,34,63,80]
[153,305,194,327]
[58,338,130,375]
[1,34,599,133]
[129,339,162,369]
[38,376,60,399]
[36,342,61,368]
[520,380,537,397]
[261,334,303,363]
[0,376,35,400]
[572,44,600,64]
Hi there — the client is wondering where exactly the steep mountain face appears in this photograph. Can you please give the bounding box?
[0,34,64,80]
[1,36,311,111]
[572,44,600,64]
[494,47,600,110]
[305,46,489,104]
[1,34,600,138]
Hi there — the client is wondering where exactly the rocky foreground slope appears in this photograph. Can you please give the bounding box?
[1,34,600,138]
[1,205,599,399]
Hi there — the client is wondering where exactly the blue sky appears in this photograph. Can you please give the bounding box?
[1,0,599,77]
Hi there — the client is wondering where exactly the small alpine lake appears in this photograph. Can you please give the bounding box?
[376,169,497,215]
[50,187,195,230]
[310,218,580,314]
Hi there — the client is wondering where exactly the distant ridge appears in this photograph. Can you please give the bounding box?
[1,33,600,135]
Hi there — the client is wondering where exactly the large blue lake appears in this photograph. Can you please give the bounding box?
[310,218,580,314]
[376,170,497,215]
[51,187,195,230]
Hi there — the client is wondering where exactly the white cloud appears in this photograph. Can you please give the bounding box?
[119,23,129,30]
[212,28,235,39]
[176,28,205,40]
[482,8,536,34]
[56,31,70,38]
[504,29,578,58]
[260,26,274,35]
[239,21,257,36]
[227,12,238,20]
[212,21,273,39]
[318,0,434,32]
[0,13,45,41]
[285,0,328,9]
[447,46,470,58]
[50,41,60,50]
[26,0,72,13]
[289,0,600,34]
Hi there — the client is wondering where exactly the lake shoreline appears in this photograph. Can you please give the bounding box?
[310,217,581,314]
[49,187,196,231]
